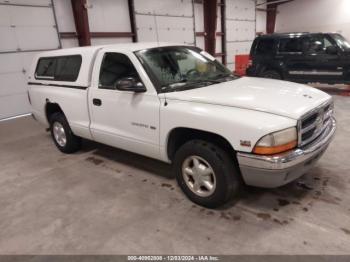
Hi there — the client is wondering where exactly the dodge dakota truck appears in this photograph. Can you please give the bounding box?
[27,43,336,208]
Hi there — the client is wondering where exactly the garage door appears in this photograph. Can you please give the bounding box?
[0,0,60,120]
[226,0,256,70]
[134,0,195,45]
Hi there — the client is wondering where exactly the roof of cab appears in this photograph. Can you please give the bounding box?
[37,42,185,57]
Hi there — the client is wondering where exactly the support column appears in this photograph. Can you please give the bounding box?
[128,0,138,42]
[220,0,226,65]
[71,0,91,46]
[203,0,218,56]
[266,1,277,34]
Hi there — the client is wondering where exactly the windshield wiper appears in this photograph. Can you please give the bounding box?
[211,73,236,81]
[161,78,221,93]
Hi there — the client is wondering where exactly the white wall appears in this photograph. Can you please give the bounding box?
[88,0,132,45]
[256,0,266,34]
[134,0,195,45]
[0,0,61,119]
[53,0,78,48]
[276,0,350,40]
[226,0,257,70]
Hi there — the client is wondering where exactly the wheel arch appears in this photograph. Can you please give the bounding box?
[166,127,237,162]
[45,100,66,123]
[257,63,285,79]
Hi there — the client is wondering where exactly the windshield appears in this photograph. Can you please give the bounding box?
[135,46,236,93]
[332,34,350,52]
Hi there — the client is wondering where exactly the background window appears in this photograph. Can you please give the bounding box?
[99,53,139,89]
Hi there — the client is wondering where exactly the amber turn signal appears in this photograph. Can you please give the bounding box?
[253,140,297,155]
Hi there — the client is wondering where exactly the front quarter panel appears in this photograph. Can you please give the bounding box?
[159,97,297,161]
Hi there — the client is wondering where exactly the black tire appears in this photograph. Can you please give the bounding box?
[49,112,81,154]
[173,140,241,208]
[260,70,282,80]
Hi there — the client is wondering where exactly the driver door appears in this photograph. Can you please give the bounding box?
[300,34,343,83]
[89,51,161,159]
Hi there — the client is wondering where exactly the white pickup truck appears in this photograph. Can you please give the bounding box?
[28,43,336,208]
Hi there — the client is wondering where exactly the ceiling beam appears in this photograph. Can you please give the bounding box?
[71,0,91,46]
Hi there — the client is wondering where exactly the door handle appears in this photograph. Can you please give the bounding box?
[93,98,102,106]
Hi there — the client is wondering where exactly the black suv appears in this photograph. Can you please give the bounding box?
[246,33,350,84]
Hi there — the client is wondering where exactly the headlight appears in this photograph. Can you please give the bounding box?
[253,127,297,155]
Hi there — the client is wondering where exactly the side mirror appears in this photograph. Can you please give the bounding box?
[116,77,146,93]
[326,45,338,55]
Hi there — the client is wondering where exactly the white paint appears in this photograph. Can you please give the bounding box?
[28,43,331,164]
[276,0,350,41]
[1,0,262,119]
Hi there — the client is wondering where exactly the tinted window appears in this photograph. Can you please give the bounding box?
[35,55,82,81]
[99,53,139,89]
[302,35,333,54]
[55,56,82,81]
[332,34,350,51]
[279,38,302,53]
[36,58,56,79]
[256,39,275,55]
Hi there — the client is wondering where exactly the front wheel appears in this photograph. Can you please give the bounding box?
[49,113,81,154]
[173,140,242,208]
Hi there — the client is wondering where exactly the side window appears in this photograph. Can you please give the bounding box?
[99,53,140,89]
[279,38,302,53]
[302,35,334,54]
[55,56,82,81]
[36,58,56,79]
[255,39,275,55]
[35,55,82,81]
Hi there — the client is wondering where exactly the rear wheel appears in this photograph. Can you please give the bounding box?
[260,70,282,80]
[173,140,241,208]
[49,113,81,153]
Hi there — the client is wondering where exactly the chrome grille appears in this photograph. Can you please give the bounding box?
[299,100,334,147]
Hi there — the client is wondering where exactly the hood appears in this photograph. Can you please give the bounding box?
[164,77,331,119]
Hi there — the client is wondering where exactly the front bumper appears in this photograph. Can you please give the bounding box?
[236,118,336,188]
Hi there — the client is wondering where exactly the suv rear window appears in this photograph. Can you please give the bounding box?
[255,39,275,55]
[35,55,82,82]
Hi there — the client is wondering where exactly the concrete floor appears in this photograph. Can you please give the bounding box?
[0,95,349,255]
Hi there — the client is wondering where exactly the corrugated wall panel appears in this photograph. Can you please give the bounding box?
[135,0,195,45]
[225,0,256,70]
[0,1,60,119]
